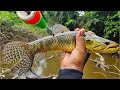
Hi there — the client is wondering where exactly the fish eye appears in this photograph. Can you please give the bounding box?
[104,42,110,45]
[86,40,91,42]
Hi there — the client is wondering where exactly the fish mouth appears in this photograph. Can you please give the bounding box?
[103,43,119,53]
[108,45,118,48]
[106,43,118,49]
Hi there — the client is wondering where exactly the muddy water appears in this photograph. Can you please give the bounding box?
[35,52,120,79]
[0,51,120,79]
[83,54,120,79]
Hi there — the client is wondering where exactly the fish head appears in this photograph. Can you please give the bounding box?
[85,33,119,53]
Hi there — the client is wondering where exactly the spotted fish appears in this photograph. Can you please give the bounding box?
[1,24,119,77]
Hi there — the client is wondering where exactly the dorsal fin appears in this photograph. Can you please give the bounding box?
[48,24,70,35]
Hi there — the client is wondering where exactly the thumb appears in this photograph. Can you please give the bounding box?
[76,29,86,53]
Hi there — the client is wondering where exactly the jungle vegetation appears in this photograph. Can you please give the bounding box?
[1,11,119,44]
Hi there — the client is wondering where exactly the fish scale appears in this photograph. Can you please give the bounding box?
[1,24,119,77]
[2,41,35,76]
[49,24,69,34]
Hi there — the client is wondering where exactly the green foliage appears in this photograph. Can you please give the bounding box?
[103,11,120,42]
[42,11,82,30]
[1,11,118,43]
[0,11,53,47]
[42,11,119,43]
[0,11,49,37]
[0,11,25,25]
[84,11,119,43]
[65,19,74,25]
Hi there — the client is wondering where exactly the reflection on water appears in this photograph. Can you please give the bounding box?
[83,54,120,79]
[0,51,120,79]
[33,52,120,79]
[32,51,62,77]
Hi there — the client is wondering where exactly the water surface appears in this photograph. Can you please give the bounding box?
[34,52,120,79]
[0,51,119,79]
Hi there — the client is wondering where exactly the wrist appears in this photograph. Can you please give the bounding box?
[61,64,83,72]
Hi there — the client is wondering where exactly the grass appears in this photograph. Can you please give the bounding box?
[0,11,49,37]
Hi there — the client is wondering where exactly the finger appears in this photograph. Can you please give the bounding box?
[64,52,71,57]
[74,28,80,31]
[76,29,86,53]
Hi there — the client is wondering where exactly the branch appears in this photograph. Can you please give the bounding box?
[107,71,120,76]
[107,65,120,72]
[92,72,108,79]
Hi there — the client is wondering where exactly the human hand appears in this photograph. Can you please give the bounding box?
[60,28,86,72]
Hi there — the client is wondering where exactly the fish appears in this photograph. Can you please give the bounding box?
[49,24,69,34]
[1,24,119,77]
[29,30,119,53]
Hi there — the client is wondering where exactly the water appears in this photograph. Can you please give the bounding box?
[34,52,120,79]
[0,51,120,79]
[83,54,120,79]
